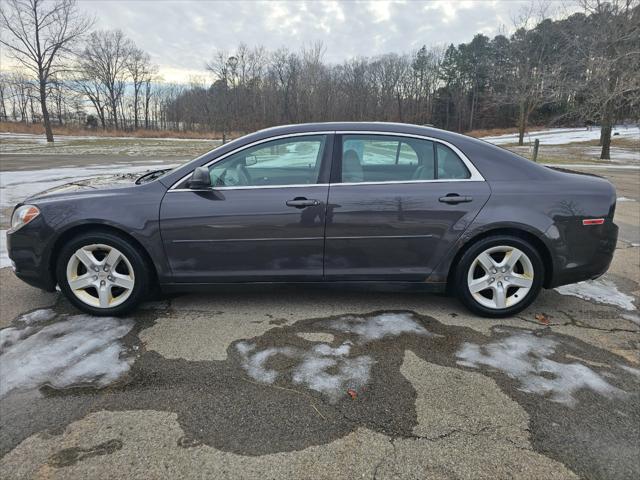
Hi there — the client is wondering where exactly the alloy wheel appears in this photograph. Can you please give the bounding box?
[466,245,534,310]
[65,244,135,309]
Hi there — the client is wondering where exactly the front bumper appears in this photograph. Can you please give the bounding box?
[6,222,57,292]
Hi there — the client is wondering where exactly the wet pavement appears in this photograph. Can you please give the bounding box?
[0,164,638,479]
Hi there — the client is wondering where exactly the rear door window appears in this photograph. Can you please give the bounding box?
[339,135,471,183]
[341,135,450,183]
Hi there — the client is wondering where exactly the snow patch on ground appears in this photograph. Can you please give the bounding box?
[0,312,134,397]
[16,308,56,325]
[235,343,296,384]
[327,312,437,343]
[619,364,640,378]
[236,313,435,401]
[622,313,640,326]
[236,340,372,402]
[617,197,637,202]
[555,278,636,311]
[456,332,625,406]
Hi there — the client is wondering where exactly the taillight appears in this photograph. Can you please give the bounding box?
[582,218,605,226]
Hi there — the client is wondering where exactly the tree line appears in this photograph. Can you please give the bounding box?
[1,0,638,159]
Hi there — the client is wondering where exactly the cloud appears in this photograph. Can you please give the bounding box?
[2,1,580,83]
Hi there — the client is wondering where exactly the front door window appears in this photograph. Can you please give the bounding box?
[209,135,327,187]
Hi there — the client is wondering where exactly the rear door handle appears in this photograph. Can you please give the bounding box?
[286,197,320,208]
[439,194,473,204]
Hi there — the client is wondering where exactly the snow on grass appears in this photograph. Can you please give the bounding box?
[327,312,437,343]
[236,340,372,402]
[0,312,134,397]
[555,278,636,311]
[456,331,625,406]
[481,125,639,146]
[0,132,219,143]
[0,132,220,157]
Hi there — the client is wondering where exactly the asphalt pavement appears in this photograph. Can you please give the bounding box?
[0,164,638,480]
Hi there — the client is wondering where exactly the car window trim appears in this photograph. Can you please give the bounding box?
[168,130,484,192]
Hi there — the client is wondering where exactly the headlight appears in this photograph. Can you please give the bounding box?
[11,205,40,232]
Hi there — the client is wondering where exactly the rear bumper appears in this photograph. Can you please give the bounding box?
[549,221,618,288]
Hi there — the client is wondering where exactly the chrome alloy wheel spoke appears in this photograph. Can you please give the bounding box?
[467,245,534,310]
[66,244,135,309]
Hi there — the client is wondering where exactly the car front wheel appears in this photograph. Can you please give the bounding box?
[56,231,150,316]
[454,235,544,318]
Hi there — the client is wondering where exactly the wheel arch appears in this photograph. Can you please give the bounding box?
[49,223,159,287]
[447,227,554,290]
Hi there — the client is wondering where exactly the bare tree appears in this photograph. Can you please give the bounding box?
[0,74,9,121]
[127,47,156,129]
[0,0,91,141]
[80,30,134,129]
[500,5,565,145]
[573,0,640,159]
[5,72,36,122]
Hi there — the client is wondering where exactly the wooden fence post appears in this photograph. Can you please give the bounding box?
[532,138,540,162]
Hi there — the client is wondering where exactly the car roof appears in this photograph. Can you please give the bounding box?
[252,122,555,181]
[256,121,462,141]
[159,122,556,188]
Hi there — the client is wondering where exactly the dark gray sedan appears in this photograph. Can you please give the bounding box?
[7,122,618,317]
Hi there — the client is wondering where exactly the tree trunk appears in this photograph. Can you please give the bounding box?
[517,102,527,146]
[600,123,612,160]
[469,86,476,131]
[110,97,119,129]
[445,95,450,130]
[39,79,54,143]
[133,87,139,129]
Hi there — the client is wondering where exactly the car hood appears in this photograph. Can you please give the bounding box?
[26,173,142,201]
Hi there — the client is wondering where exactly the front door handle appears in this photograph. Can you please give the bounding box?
[439,194,473,204]
[286,197,320,209]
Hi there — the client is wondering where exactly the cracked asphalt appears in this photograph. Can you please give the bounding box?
[0,166,638,480]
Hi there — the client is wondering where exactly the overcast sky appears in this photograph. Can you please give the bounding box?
[3,0,579,83]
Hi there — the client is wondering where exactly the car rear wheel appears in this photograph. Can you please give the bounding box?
[56,231,150,316]
[454,235,544,318]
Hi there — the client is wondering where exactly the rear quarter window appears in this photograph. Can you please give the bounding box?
[436,143,470,179]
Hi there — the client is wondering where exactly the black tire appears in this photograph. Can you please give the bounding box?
[56,230,150,316]
[453,235,544,318]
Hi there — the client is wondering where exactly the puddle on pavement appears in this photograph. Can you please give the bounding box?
[0,308,638,480]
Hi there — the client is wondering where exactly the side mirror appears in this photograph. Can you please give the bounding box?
[187,167,212,189]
